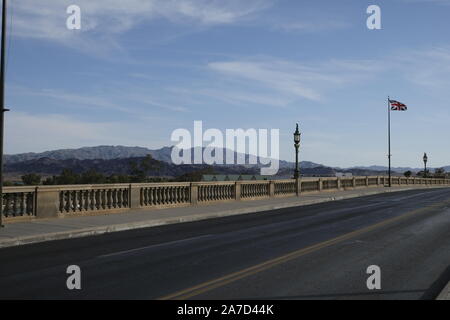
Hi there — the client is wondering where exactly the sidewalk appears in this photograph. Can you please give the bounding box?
[0,185,444,248]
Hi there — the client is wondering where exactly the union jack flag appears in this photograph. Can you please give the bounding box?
[389,99,407,111]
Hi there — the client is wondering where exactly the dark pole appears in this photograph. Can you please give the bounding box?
[293,124,301,196]
[424,161,427,178]
[0,0,7,227]
[294,124,300,179]
[423,153,427,178]
[387,96,391,187]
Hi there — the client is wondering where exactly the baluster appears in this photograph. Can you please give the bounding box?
[11,194,16,216]
[113,189,118,208]
[79,191,83,211]
[18,193,25,216]
[170,187,174,204]
[26,193,32,215]
[173,187,178,203]
[161,187,167,205]
[167,187,171,204]
[117,189,122,208]
[94,190,99,210]
[88,190,93,210]
[150,188,154,205]
[143,188,148,206]
[64,191,69,212]
[155,187,159,205]
[105,190,110,209]
[84,191,89,211]
[72,191,77,212]
[4,194,10,217]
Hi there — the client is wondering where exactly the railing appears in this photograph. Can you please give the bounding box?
[2,176,450,220]
[274,180,296,196]
[198,182,234,202]
[241,181,270,199]
[341,178,354,188]
[2,187,36,218]
[141,183,190,206]
[59,185,130,214]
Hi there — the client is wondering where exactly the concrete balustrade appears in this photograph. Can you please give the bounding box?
[2,176,450,221]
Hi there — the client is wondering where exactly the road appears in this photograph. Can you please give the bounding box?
[0,188,449,300]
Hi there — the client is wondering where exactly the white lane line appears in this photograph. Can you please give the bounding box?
[97,234,213,259]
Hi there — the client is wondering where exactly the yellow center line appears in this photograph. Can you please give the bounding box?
[159,200,450,300]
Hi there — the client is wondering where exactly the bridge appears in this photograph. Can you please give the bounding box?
[0,176,449,299]
[2,176,449,220]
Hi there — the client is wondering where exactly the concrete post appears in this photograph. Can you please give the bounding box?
[318,178,323,191]
[235,182,241,201]
[365,176,369,187]
[352,177,356,188]
[269,180,275,197]
[35,186,60,218]
[377,176,381,185]
[190,183,199,205]
[337,178,342,190]
[129,184,141,209]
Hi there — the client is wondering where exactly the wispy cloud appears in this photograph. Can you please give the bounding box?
[208,58,382,101]
[392,46,450,91]
[11,0,272,55]
[274,20,350,33]
[10,85,189,116]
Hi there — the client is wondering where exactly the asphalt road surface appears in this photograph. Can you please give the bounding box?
[0,188,449,300]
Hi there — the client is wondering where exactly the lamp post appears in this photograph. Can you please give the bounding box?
[423,152,428,178]
[293,124,301,195]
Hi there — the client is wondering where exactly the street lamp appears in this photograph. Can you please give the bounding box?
[423,152,428,178]
[293,123,301,180]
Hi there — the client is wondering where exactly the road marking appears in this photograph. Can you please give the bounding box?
[159,199,450,300]
[98,234,212,258]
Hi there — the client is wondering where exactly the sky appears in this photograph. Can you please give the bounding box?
[3,0,450,168]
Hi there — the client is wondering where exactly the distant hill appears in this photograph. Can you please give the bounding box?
[4,145,173,164]
[4,156,335,178]
[5,145,324,168]
[4,156,256,177]
[349,165,449,173]
[5,145,448,177]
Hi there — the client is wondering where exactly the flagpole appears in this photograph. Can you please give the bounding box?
[387,96,391,188]
[0,0,7,227]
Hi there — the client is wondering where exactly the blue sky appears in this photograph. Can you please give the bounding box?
[4,0,450,168]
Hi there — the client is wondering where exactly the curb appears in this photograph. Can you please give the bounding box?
[0,186,445,249]
[436,281,450,300]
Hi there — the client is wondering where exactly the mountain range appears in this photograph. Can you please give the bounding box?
[4,145,448,177]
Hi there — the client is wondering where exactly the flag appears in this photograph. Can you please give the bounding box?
[389,99,407,111]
